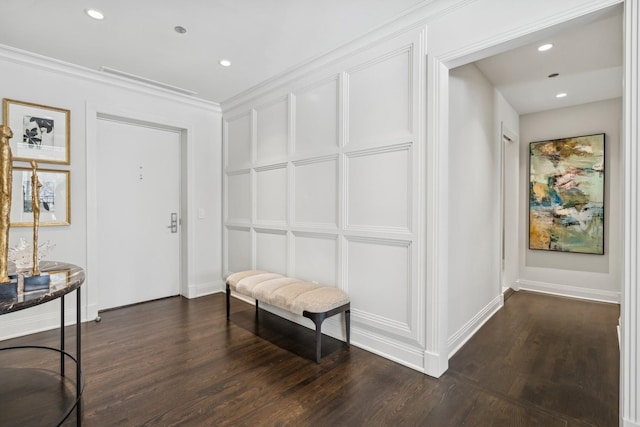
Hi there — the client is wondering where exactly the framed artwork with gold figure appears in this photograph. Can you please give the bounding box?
[10,167,70,226]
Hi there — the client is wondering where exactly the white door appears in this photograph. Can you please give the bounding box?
[96,118,181,310]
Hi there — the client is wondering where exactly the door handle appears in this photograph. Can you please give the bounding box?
[167,213,178,233]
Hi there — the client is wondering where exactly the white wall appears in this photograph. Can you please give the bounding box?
[223,27,428,371]
[0,47,222,339]
[447,63,502,356]
[517,98,622,302]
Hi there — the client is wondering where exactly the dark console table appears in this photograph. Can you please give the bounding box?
[0,261,85,426]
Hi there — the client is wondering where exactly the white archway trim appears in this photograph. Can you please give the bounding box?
[424,55,450,377]
[622,1,640,424]
[424,12,637,419]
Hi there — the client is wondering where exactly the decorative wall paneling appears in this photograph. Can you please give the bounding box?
[292,156,339,228]
[255,164,288,225]
[223,27,426,371]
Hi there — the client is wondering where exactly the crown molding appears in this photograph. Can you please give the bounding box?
[221,0,473,112]
[438,0,622,67]
[0,44,221,113]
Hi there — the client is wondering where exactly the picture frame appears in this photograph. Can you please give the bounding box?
[2,98,70,165]
[529,133,605,255]
[10,167,70,227]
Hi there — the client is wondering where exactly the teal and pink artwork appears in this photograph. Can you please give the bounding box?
[529,134,605,255]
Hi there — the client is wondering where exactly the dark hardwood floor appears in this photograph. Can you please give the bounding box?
[0,290,619,426]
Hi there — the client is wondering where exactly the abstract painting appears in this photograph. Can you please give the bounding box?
[529,133,604,254]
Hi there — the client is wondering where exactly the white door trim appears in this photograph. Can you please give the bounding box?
[500,123,519,296]
[85,103,196,321]
[622,1,640,425]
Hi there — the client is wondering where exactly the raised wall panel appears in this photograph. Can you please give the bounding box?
[295,78,339,154]
[347,237,411,328]
[293,156,338,227]
[226,113,252,169]
[348,48,412,146]
[346,146,411,231]
[226,171,251,222]
[293,232,338,285]
[256,98,288,163]
[227,227,252,273]
[256,165,287,224]
[256,229,288,274]
[221,26,425,372]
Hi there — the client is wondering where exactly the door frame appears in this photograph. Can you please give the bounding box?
[426,1,638,425]
[85,103,195,321]
[425,0,625,376]
[499,123,519,298]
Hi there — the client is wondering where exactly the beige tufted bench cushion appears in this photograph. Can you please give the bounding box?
[226,270,350,363]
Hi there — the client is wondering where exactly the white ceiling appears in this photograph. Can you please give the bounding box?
[474,5,623,115]
[0,0,426,103]
[0,1,623,111]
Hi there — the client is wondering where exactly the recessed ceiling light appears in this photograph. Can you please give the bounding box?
[219,59,231,67]
[556,92,567,98]
[174,26,187,34]
[85,8,104,20]
[538,43,553,52]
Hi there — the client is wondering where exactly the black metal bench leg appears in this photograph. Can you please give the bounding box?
[303,303,350,363]
[306,314,324,363]
[226,283,230,320]
[346,309,350,347]
[301,312,325,363]
[315,321,322,363]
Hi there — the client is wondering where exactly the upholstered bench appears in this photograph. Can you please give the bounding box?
[226,270,350,363]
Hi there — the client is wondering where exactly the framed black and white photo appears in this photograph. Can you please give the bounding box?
[10,167,70,226]
[2,99,70,165]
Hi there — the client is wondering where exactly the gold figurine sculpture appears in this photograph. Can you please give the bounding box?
[31,160,42,276]
[0,125,13,283]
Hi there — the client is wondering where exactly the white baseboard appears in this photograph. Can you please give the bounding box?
[227,294,427,374]
[516,279,620,304]
[350,326,426,373]
[0,307,83,341]
[618,319,621,350]
[447,295,503,358]
[623,418,640,427]
[185,279,224,299]
[87,302,100,322]
[424,350,448,378]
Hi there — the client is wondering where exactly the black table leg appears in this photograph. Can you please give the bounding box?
[61,294,65,377]
[76,287,82,426]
